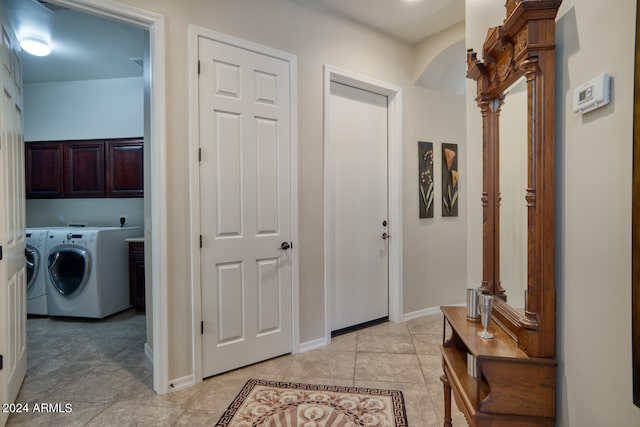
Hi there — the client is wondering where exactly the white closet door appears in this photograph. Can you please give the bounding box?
[199,36,293,377]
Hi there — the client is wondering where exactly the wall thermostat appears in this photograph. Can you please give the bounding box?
[573,73,612,115]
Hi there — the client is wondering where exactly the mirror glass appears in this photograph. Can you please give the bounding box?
[498,76,527,310]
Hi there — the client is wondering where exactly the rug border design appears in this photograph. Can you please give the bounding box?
[215,378,409,426]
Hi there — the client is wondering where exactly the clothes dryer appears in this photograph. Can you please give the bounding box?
[26,228,49,315]
[45,227,140,318]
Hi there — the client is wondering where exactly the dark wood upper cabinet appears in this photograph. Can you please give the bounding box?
[25,142,64,198]
[25,138,144,199]
[64,140,105,197]
[106,139,144,198]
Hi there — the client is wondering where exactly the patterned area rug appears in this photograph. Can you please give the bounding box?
[215,379,408,426]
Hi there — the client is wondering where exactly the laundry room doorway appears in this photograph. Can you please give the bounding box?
[0,0,169,410]
[19,1,151,396]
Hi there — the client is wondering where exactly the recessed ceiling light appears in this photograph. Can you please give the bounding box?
[20,37,51,57]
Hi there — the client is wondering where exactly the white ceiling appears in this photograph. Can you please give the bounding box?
[4,0,146,84]
[287,0,465,43]
[4,0,465,85]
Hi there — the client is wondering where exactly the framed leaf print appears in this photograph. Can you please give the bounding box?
[418,141,434,218]
[442,143,459,217]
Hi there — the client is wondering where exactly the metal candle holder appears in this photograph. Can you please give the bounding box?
[477,294,494,339]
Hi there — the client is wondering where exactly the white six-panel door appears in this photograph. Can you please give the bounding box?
[0,7,25,426]
[198,36,293,377]
[328,81,389,332]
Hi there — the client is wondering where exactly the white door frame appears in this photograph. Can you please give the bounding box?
[188,26,299,384]
[323,65,403,343]
[51,0,169,394]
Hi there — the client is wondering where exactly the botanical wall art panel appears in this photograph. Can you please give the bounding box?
[418,141,434,218]
[442,143,459,217]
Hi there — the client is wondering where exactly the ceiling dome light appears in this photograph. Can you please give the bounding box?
[20,37,51,57]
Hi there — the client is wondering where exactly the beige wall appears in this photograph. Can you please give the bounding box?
[403,86,466,313]
[26,198,144,229]
[99,0,468,382]
[466,0,640,425]
[413,21,465,83]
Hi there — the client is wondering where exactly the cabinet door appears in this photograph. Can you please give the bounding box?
[25,142,63,198]
[64,140,105,197]
[106,139,144,197]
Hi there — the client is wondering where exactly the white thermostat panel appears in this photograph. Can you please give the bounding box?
[573,73,612,115]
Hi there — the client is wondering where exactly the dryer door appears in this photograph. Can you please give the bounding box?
[48,247,91,296]
[25,245,38,292]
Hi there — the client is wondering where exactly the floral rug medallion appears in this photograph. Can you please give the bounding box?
[215,379,408,427]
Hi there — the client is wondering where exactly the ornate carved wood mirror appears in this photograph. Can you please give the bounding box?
[467,0,561,358]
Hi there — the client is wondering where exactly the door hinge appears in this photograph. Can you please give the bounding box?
[200,321,204,335]
[0,354,3,370]
[199,235,203,248]
[0,245,2,260]
[198,60,201,75]
[198,147,202,162]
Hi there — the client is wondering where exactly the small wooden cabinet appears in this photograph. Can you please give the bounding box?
[25,137,143,199]
[128,239,145,312]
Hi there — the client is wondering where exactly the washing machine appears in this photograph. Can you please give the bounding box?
[45,226,141,318]
[26,228,49,315]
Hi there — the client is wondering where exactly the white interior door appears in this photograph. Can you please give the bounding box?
[328,81,389,332]
[0,8,25,427]
[198,36,293,377]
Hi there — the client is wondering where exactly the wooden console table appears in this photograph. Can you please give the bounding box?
[440,306,556,426]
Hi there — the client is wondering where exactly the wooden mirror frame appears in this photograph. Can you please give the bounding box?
[467,0,561,358]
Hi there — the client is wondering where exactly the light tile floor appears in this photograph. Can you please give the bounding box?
[8,310,466,426]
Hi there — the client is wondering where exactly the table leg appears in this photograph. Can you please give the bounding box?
[440,373,452,427]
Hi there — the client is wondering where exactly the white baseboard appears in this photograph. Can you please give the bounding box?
[144,342,153,364]
[402,306,443,322]
[168,374,195,392]
[300,306,462,351]
[298,336,329,353]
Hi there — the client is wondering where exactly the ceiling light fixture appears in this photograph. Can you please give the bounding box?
[20,37,51,57]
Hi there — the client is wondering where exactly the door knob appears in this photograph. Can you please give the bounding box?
[279,241,292,250]
[381,233,390,240]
